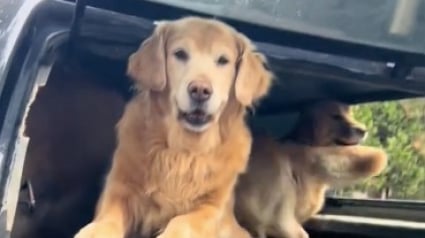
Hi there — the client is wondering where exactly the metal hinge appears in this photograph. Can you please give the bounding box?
[68,0,88,55]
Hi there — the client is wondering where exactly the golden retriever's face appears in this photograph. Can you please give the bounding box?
[295,101,367,146]
[165,22,239,132]
[127,17,272,133]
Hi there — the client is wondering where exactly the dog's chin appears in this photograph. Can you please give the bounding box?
[178,109,213,133]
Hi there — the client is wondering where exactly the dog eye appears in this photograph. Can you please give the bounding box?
[174,49,189,61]
[217,55,229,66]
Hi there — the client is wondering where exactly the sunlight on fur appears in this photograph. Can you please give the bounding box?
[234,101,387,238]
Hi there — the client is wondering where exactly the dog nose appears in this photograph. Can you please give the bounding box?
[353,127,366,137]
[188,80,212,102]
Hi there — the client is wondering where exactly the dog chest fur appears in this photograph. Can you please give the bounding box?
[105,95,252,235]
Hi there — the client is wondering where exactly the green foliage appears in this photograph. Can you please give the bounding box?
[337,99,425,200]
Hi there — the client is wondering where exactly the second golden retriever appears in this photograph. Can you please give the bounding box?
[234,101,388,238]
[75,17,272,238]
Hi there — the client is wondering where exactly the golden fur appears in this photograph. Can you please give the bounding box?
[75,17,272,238]
[234,101,388,238]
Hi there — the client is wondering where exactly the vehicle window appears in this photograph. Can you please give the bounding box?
[148,0,425,54]
[331,98,425,201]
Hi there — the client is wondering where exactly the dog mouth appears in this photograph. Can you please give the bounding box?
[178,109,213,131]
[334,139,360,146]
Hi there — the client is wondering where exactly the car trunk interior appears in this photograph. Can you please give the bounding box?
[5,2,425,238]
[9,46,423,238]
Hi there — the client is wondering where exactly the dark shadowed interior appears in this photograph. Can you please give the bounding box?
[11,54,129,238]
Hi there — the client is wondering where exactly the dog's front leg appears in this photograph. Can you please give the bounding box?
[74,189,126,238]
[157,185,232,238]
[157,204,220,238]
[218,196,252,238]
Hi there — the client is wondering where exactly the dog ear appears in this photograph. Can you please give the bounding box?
[234,33,273,106]
[127,22,169,91]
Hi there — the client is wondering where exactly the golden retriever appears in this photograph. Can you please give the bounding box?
[234,101,388,238]
[74,16,273,238]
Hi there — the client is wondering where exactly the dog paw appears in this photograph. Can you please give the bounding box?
[74,222,124,238]
[279,222,309,238]
[156,216,197,238]
[298,228,309,238]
